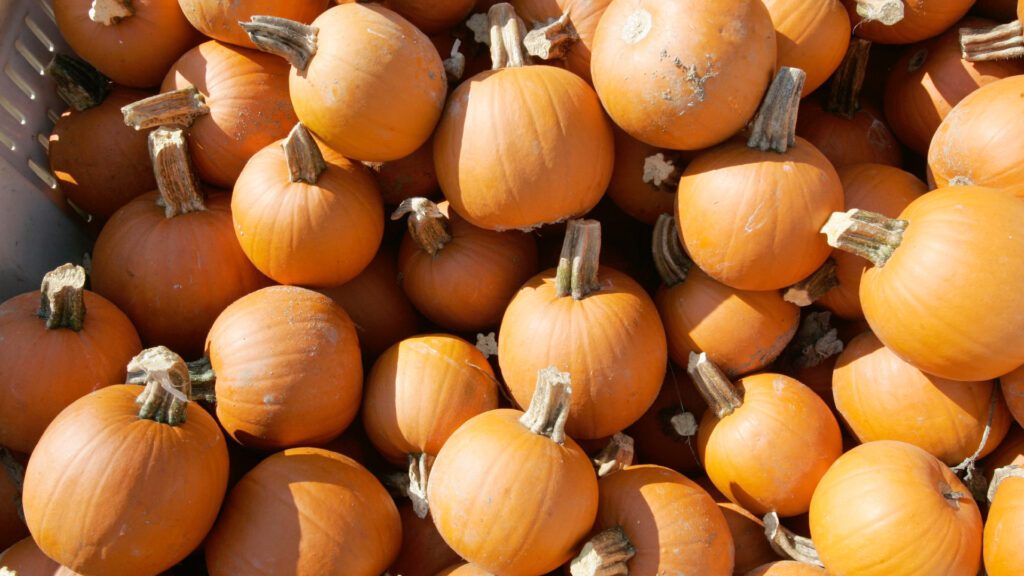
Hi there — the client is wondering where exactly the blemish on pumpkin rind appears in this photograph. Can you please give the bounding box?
[621,9,652,44]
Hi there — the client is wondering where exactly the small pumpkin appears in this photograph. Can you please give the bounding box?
[843,0,974,44]
[365,136,439,206]
[605,129,683,225]
[388,503,463,576]
[436,564,493,576]
[745,561,827,576]
[511,0,612,83]
[177,0,328,48]
[625,370,706,474]
[762,0,851,96]
[0,537,80,575]
[985,466,1024,576]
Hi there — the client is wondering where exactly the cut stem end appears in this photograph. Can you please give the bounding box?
[283,123,327,184]
[130,346,193,426]
[242,16,319,71]
[820,209,907,269]
[960,21,1024,62]
[519,367,572,444]
[37,263,87,331]
[570,526,636,576]
[687,352,742,418]
[391,198,453,256]
[556,219,602,300]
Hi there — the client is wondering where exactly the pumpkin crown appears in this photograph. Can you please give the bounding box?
[652,214,692,287]
[519,366,572,444]
[391,198,453,256]
[150,127,207,218]
[569,526,636,576]
[855,0,904,26]
[820,208,908,268]
[988,465,1024,503]
[89,0,134,26]
[48,53,111,112]
[825,38,871,119]
[283,123,327,184]
[960,21,1024,62]
[687,352,742,418]
[783,260,839,307]
[121,86,210,130]
[242,15,319,71]
[523,11,579,62]
[488,3,531,70]
[763,511,824,566]
[747,67,806,154]
[37,263,87,332]
[129,346,193,426]
[556,219,602,300]
[591,432,634,478]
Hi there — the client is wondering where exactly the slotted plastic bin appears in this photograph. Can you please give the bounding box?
[0,0,91,301]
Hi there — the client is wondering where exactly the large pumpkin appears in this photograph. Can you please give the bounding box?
[511,0,612,83]
[762,0,850,96]
[177,0,328,48]
[985,466,1024,576]
[843,0,974,44]
[23,347,229,576]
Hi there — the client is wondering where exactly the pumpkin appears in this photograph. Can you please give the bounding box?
[0,264,141,454]
[884,19,1024,155]
[206,285,363,450]
[975,0,1019,20]
[833,331,1011,465]
[499,219,666,439]
[23,347,229,576]
[692,353,843,517]
[511,0,612,83]
[843,0,975,44]
[388,503,463,576]
[1002,365,1024,427]
[762,0,851,96]
[706,491,784,574]
[821,187,1024,381]
[809,441,982,576]
[0,451,27,553]
[745,561,827,576]
[394,198,538,331]
[244,3,446,161]
[571,464,733,576]
[982,425,1024,480]
[0,537,80,575]
[434,4,613,231]
[677,68,844,291]
[91,127,266,358]
[53,0,200,87]
[436,565,493,576]
[654,215,800,377]
[232,124,384,287]
[205,447,401,576]
[428,368,599,575]
[816,164,925,320]
[177,0,328,48]
[625,370,706,474]
[379,0,476,34]
[362,333,499,515]
[985,466,1024,576]
[605,129,683,225]
[365,137,439,206]
[590,0,776,150]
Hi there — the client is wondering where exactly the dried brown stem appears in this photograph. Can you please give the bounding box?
[488,3,531,69]
[556,219,602,299]
[89,0,133,25]
[747,67,806,154]
[826,39,871,119]
[524,12,579,60]
[687,352,742,418]
[821,209,907,268]
[652,214,692,287]
[242,16,319,71]
[960,21,1024,62]
[121,87,209,130]
[150,127,205,218]
[570,527,636,576]
[36,264,87,331]
[775,311,843,372]
[406,453,434,519]
[952,385,999,500]
[391,198,453,256]
[519,367,572,444]
[131,347,193,426]
[283,123,326,184]
[784,260,839,307]
[47,54,111,112]
[855,0,905,26]
[763,511,824,567]
[592,433,634,478]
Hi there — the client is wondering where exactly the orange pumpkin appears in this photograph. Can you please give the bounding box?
[388,503,463,576]
[605,129,682,225]
[366,137,439,206]
[714,501,783,574]
[982,425,1024,480]
[511,0,612,83]
[436,564,494,576]
[244,4,446,161]
[0,264,141,454]
[590,0,776,150]
[177,0,328,48]
[0,451,27,552]
[379,0,476,34]
[762,0,851,96]
[822,187,1024,381]
[843,0,974,44]
[205,447,401,576]
[1002,365,1024,427]
[23,347,229,576]
[0,537,80,575]
[985,466,1024,576]
[745,561,827,576]
[809,441,982,575]
[206,285,363,450]
[625,370,706,474]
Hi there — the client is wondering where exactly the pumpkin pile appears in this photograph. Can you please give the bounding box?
[5,0,1024,574]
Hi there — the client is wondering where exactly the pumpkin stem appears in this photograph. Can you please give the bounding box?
[775,311,842,372]
[150,127,206,218]
[466,12,492,45]
[821,209,907,269]
[242,16,319,72]
[444,39,467,82]
[663,406,699,440]
[0,448,25,523]
[747,67,806,154]
[488,3,531,70]
[89,0,133,25]
[687,352,742,418]
[825,38,871,119]
[282,123,327,184]
[569,526,636,576]
[406,453,434,519]
[855,0,904,26]
[391,198,453,256]
[476,332,498,358]
[951,384,1000,497]
[592,433,634,478]
[524,12,579,61]
[519,366,572,444]
[763,511,824,567]
[642,152,682,191]
[127,356,217,403]
[988,465,1024,503]
[121,87,210,131]
[783,259,839,307]
[652,214,692,287]
[960,21,1024,62]
[37,263,87,332]
[47,54,111,112]
[556,219,602,300]
[130,346,193,426]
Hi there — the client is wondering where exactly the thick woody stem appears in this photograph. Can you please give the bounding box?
[784,259,839,307]
[283,123,326,184]
[775,311,843,372]
[150,127,206,218]
[0,448,24,523]
[391,198,453,256]
[570,527,636,576]
[856,0,905,26]
[592,433,634,478]
[489,3,531,69]
[242,16,319,71]
[524,12,579,60]
[89,0,133,25]
[130,347,193,426]
[444,39,466,82]
[960,21,1024,62]
[652,214,692,287]
[826,39,871,119]
[821,209,907,268]
[747,67,806,154]
[556,219,602,299]
[519,367,572,444]
[763,511,824,567]
[47,54,111,112]
[989,465,1024,503]
[687,352,742,418]
[121,87,209,130]
[952,385,999,500]
[37,264,87,331]
[127,356,216,403]
[406,453,434,519]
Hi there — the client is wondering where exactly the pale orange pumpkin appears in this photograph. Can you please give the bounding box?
[843,0,974,44]
[985,466,1024,576]
[745,561,827,576]
[762,0,851,96]
[178,0,328,48]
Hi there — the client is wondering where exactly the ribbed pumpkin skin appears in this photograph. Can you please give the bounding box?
[232,139,384,287]
[817,164,925,320]
[985,475,1024,576]
[595,465,734,575]
[54,0,200,87]
[860,187,1024,382]
[0,537,80,575]
[205,448,401,576]
[762,0,850,96]
[745,561,827,576]
[809,441,982,576]
[606,128,679,225]
[884,19,1024,155]
[676,137,844,291]
[698,373,843,517]
[362,334,499,463]
[177,0,328,48]
[91,191,267,359]
[590,0,776,150]
[388,504,462,576]
[206,286,363,450]
[843,0,974,44]
[833,332,1011,465]
[290,4,447,162]
[0,290,141,454]
[625,372,706,474]
[427,409,599,576]
[380,0,475,34]
[795,100,903,170]
[512,0,612,83]
[656,266,800,378]
[434,66,613,231]
[498,266,667,439]
[23,385,229,576]
[49,89,156,220]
